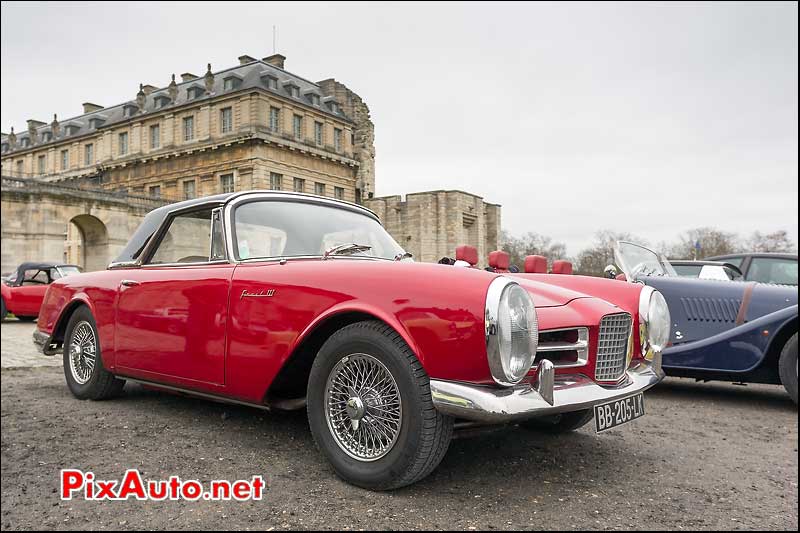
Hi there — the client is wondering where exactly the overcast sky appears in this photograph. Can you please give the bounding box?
[2,1,797,254]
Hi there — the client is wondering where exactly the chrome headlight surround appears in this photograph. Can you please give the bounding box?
[485,277,539,386]
[638,286,671,361]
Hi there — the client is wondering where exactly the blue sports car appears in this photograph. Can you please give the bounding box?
[610,242,798,403]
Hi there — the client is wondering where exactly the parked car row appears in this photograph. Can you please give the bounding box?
[13,190,798,491]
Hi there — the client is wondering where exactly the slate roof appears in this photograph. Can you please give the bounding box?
[2,59,348,154]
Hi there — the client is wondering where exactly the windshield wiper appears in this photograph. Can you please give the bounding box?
[323,243,372,260]
[394,251,413,261]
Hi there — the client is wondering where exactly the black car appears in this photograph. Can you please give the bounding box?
[708,253,798,286]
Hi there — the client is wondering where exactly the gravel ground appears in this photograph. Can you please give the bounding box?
[1,320,797,530]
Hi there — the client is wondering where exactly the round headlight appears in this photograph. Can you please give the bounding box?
[638,287,671,359]
[486,278,539,385]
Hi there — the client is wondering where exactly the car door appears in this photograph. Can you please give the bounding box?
[10,268,51,316]
[114,207,232,386]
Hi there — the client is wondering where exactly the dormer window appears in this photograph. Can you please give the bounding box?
[64,124,80,136]
[187,85,205,100]
[88,117,106,129]
[154,95,171,109]
[327,101,340,114]
[21,138,30,148]
[306,92,321,106]
[1,143,8,153]
[283,81,300,98]
[261,73,278,90]
[223,74,243,91]
[41,131,53,142]
[122,104,138,118]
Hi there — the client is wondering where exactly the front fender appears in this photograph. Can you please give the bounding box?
[662,305,798,373]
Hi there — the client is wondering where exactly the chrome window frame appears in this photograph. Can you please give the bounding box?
[223,191,385,264]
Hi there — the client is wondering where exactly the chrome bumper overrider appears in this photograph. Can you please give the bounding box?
[430,353,664,423]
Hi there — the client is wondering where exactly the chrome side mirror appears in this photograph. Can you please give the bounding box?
[604,265,619,279]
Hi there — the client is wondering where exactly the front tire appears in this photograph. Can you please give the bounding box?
[779,332,798,405]
[63,306,125,400]
[307,321,453,490]
[520,409,594,433]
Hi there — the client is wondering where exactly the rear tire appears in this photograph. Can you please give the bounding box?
[778,332,798,405]
[520,409,594,433]
[63,306,125,400]
[307,320,453,490]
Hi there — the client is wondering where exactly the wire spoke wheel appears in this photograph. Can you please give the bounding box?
[324,353,402,462]
[69,321,97,385]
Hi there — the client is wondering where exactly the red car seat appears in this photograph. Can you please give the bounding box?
[488,251,510,273]
[524,255,548,274]
[455,245,478,267]
[552,260,573,275]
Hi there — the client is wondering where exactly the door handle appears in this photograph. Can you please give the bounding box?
[120,279,140,288]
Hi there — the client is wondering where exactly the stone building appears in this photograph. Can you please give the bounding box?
[1,53,501,271]
[366,190,501,267]
[1,53,375,204]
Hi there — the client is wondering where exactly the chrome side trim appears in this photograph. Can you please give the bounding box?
[430,353,664,424]
[121,377,272,411]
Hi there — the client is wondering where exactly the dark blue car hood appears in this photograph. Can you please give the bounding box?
[642,276,798,346]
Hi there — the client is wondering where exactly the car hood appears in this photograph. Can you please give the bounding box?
[514,277,593,308]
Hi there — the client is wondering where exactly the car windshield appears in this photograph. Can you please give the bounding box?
[233,200,407,261]
[614,241,678,280]
[54,266,82,279]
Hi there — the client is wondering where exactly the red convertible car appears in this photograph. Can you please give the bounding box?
[1,262,82,321]
[34,191,668,490]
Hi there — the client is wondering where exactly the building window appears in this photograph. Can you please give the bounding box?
[270,172,282,190]
[220,173,234,193]
[149,185,161,198]
[183,116,194,141]
[60,150,69,171]
[118,132,129,156]
[293,114,303,139]
[334,128,342,152]
[37,155,46,174]
[309,94,320,106]
[265,76,278,90]
[84,144,94,165]
[221,107,233,134]
[314,122,323,146]
[183,180,196,200]
[334,187,345,200]
[150,124,160,149]
[293,177,305,193]
[315,182,326,196]
[269,107,280,132]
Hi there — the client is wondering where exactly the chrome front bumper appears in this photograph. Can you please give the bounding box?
[430,353,664,424]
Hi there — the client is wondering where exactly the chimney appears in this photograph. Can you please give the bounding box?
[181,72,199,82]
[263,54,286,69]
[142,84,158,95]
[83,102,104,113]
[238,54,257,65]
[27,119,47,129]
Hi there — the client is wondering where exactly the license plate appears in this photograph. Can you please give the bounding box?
[593,393,645,433]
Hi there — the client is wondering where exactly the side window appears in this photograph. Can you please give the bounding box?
[746,258,798,285]
[22,269,49,285]
[148,209,214,265]
[210,209,226,261]
[722,256,745,268]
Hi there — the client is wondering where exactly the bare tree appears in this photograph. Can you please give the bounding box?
[745,230,797,253]
[575,230,645,276]
[501,231,568,269]
[668,227,740,259]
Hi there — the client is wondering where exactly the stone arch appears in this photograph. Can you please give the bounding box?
[66,214,109,272]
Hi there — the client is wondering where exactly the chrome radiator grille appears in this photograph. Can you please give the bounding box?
[595,313,632,382]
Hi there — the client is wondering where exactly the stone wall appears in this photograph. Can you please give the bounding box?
[366,190,501,268]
